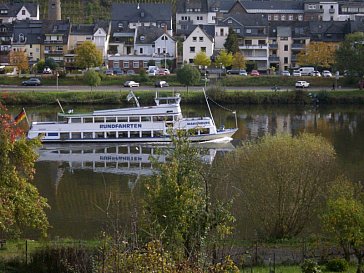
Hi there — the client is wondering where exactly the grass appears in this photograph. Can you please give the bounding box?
[243,265,358,273]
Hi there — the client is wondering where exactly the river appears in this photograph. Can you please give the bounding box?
[8,103,364,240]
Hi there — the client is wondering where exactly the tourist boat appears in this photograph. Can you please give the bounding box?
[27,90,238,143]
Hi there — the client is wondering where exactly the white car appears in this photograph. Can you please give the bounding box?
[295,80,310,88]
[322,70,333,77]
[123,80,140,87]
[311,71,321,77]
[292,70,301,77]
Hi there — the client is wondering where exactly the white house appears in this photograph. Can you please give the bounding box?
[0,3,39,23]
[183,26,214,64]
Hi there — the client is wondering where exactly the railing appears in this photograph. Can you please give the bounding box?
[44,50,64,55]
[239,44,268,49]
[291,44,305,50]
[269,56,280,62]
[269,43,278,49]
[44,40,63,44]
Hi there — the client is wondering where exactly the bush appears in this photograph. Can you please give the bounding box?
[301,259,322,273]
[326,258,349,272]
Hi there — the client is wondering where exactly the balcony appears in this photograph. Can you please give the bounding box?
[329,8,335,13]
[239,44,268,50]
[269,43,278,49]
[44,40,63,44]
[269,55,280,63]
[291,55,298,62]
[44,50,64,55]
[291,44,305,50]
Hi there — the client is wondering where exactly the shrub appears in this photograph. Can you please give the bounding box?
[301,259,322,273]
[326,258,349,272]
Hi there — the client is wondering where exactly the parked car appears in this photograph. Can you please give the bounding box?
[322,70,333,77]
[123,80,139,87]
[113,69,123,75]
[22,78,41,86]
[43,67,52,74]
[227,69,247,76]
[155,80,169,88]
[311,70,321,77]
[159,69,170,75]
[281,70,290,76]
[292,70,301,77]
[295,80,310,88]
[127,70,135,75]
[250,70,260,76]
[105,70,113,75]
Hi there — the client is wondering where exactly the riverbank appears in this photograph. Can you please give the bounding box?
[1,89,364,106]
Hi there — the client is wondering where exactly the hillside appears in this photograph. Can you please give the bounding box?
[1,0,176,23]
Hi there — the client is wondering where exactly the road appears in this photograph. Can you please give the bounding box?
[0,85,353,92]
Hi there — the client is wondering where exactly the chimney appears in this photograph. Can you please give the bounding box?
[48,0,61,20]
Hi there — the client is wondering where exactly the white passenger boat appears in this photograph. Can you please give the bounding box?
[27,90,238,143]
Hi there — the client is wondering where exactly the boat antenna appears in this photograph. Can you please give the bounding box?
[203,88,216,127]
[56,99,65,114]
[127,90,140,107]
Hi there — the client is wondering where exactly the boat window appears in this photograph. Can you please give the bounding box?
[141,116,151,122]
[71,118,81,123]
[94,117,105,123]
[47,132,58,137]
[130,162,141,168]
[107,132,116,138]
[153,130,163,137]
[95,132,105,138]
[130,131,140,138]
[117,117,128,122]
[153,116,164,122]
[118,131,128,138]
[95,162,105,168]
[117,162,128,168]
[84,117,93,123]
[165,116,173,121]
[129,116,140,122]
[141,162,152,168]
[107,147,117,153]
[60,133,69,140]
[106,117,116,123]
[84,162,93,168]
[199,128,209,135]
[83,132,93,139]
[71,132,81,139]
[142,131,151,138]
[106,162,117,168]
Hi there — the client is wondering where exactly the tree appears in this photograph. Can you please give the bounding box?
[83,70,101,91]
[297,41,337,69]
[232,51,246,69]
[142,133,235,261]
[213,133,337,239]
[193,51,211,67]
[336,32,364,81]
[215,50,233,68]
[45,57,58,70]
[35,60,46,73]
[0,104,49,237]
[224,28,239,54]
[8,50,28,74]
[176,64,200,93]
[75,41,103,69]
[322,177,364,273]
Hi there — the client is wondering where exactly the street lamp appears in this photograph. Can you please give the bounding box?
[56,71,59,90]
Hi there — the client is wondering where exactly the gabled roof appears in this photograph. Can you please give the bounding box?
[12,20,42,44]
[71,24,94,35]
[0,3,38,17]
[135,26,174,44]
[188,25,214,43]
[177,0,209,13]
[42,20,71,44]
[111,3,172,25]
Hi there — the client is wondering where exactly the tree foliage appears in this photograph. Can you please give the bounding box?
[193,51,211,67]
[83,70,101,91]
[297,41,337,68]
[224,28,239,54]
[0,104,49,237]
[321,177,364,273]
[8,51,29,74]
[176,64,200,93]
[142,133,235,261]
[336,32,364,79]
[232,52,246,69]
[214,133,337,239]
[75,41,103,69]
[215,50,233,68]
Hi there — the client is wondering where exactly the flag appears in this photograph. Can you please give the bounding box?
[14,108,26,125]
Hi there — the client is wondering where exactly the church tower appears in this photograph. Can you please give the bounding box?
[48,0,61,20]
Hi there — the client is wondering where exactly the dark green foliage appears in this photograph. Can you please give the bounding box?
[45,58,57,70]
[301,259,322,273]
[326,258,349,272]
[224,28,239,54]
[176,64,200,92]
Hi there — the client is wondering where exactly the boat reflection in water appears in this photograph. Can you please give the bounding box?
[37,141,235,189]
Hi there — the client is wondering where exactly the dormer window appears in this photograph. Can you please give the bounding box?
[140,11,144,18]
[118,22,123,28]
[0,9,8,14]
[140,35,145,41]
[19,33,25,42]
[228,19,232,24]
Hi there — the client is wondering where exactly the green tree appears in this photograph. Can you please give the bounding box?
[35,60,46,73]
[322,177,364,273]
[75,41,103,69]
[193,51,211,67]
[215,50,233,69]
[0,104,49,237]
[176,64,200,93]
[8,50,28,74]
[297,41,337,69]
[224,28,239,54]
[83,70,101,91]
[232,51,246,69]
[45,57,58,70]
[214,133,336,239]
[142,133,235,261]
[336,32,364,82]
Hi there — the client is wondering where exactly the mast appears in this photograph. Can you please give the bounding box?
[203,88,216,127]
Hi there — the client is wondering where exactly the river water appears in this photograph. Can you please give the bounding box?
[8,103,364,240]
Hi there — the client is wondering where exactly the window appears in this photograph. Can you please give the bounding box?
[193,36,197,42]
[201,47,206,52]
[189,59,193,63]
[22,9,26,15]
[118,22,123,28]
[190,47,195,53]
[140,35,145,41]
[284,45,288,51]
[197,16,203,20]
[235,28,240,34]
[220,28,224,36]
[161,35,168,40]
[143,61,148,68]
[274,15,278,21]
[342,7,348,12]
[123,61,129,68]
[30,44,32,48]
[284,57,288,64]
[246,29,251,34]
[199,37,203,42]
[298,15,303,21]
[289,15,293,20]
[268,15,271,20]
[139,48,143,54]
[308,4,316,10]
[228,19,232,24]
[281,15,286,21]
[133,61,139,68]
[19,33,24,42]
